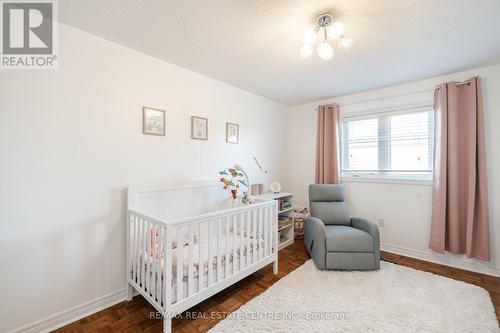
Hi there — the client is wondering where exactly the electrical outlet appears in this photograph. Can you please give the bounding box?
[378,218,385,227]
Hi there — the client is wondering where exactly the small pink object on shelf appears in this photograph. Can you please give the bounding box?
[251,183,263,196]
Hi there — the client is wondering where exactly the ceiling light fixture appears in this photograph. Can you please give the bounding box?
[300,12,353,60]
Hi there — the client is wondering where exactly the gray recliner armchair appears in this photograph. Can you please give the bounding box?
[304,184,380,270]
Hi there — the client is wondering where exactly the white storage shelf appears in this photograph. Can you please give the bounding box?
[255,191,294,251]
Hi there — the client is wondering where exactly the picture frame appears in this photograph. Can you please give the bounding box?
[226,122,239,144]
[142,106,165,136]
[191,116,208,140]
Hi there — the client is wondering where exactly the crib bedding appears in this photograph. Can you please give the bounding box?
[172,234,265,281]
[142,253,254,304]
[141,232,267,281]
[171,253,248,303]
[133,232,269,303]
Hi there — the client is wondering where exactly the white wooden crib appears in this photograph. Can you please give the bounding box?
[126,181,278,333]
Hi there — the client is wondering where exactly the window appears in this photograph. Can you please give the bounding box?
[341,107,434,181]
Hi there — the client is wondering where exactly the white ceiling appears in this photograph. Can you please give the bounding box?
[59,0,500,106]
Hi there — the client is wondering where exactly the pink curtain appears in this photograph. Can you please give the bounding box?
[315,104,341,184]
[429,77,490,261]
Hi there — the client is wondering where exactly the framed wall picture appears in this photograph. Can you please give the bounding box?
[143,107,165,136]
[226,122,239,144]
[191,116,208,140]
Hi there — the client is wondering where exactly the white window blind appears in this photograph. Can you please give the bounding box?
[341,106,434,181]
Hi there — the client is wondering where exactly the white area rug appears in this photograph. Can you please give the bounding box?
[209,260,499,333]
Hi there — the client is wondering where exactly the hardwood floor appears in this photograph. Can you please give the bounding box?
[53,241,309,333]
[54,241,499,332]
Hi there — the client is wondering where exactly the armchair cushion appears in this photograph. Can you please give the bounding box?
[309,185,346,202]
[309,185,350,225]
[310,202,350,226]
[325,225,373,252]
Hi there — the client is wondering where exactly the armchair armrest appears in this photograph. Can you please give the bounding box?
[351,217,379,239]
[304,216,327,269]
[351,217,380,269]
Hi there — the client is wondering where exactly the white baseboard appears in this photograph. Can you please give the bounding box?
[381,243,500,277]
[7,289,126,333]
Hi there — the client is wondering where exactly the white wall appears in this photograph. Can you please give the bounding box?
[1,19,499,333]
[0,24,289,332]
[288,64,500,277]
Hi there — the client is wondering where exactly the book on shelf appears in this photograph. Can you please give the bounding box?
[278,220,293,229]
[278,199,292,211]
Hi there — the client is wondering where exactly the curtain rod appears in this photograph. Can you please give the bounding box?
[338,89,433,107]
[342,103,434,119]
[436,81,471,90]
[330,80,472,108]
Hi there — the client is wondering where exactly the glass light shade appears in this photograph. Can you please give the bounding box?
[338,36,354,50]
[302,28,316,44]
[329,22,344,39]
[317,41,334,60]
[299,43,313,59]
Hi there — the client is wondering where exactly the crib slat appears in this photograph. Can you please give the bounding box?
[137,216,141,284]
[136,218,139,283]
[159,225,164,302]
[258,208,263,259]
[253,210,257,264]
[149,222,153,294]
[262,207,269,258]
[255,209,262,261]
[246,211,251,266]
[164,225,172,308]
[268,207,272,256]
[217,218,222,282]
[263,208,267,258]
[149,222,153,292]
[127,215,132,285]
[156,225,161,303]
[239,212,244,270]
[151,223,156,298]
[265,208,268,257]
[145,221,149,292]
[176,225,184,303]
[208,219,213,287]
[144,220,153,295]
[198,222,202,292]
[133,216,138,283]
[259,207,266,260]
[264,208,268,257]
[225,216,230,278]
[188,224,194,297]
[145,220,149,290]
[232,214,236,274]
[264,207,268,257]
[144,219,148,288]
[156,224,161,300]
[269,206,273,255]
[139,218,143,287]
[141,219,146,288]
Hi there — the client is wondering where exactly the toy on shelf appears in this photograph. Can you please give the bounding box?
[293,207,310,239]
